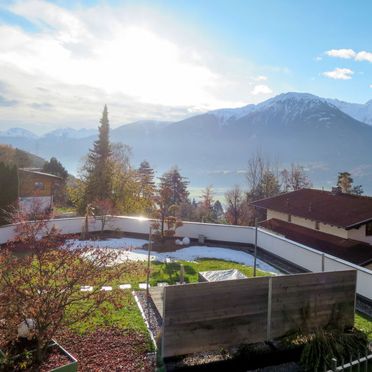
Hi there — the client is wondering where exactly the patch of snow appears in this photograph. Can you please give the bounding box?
[66,237,148,250]
[1,127,38,138]
[67,237,281,274]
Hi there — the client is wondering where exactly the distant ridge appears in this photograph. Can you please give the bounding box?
[1,92,372,192]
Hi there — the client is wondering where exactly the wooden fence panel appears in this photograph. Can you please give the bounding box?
[162,277,269,358]
[270,270,356,339]
[161,271,356,358]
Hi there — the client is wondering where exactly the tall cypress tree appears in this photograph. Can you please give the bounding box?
[85,105,113,202]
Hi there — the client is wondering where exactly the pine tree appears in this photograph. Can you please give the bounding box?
[85,105,113,202]
[0,162,18,225]
[137,160,155,199]
[158,167,189,209]
[43,157,68,180]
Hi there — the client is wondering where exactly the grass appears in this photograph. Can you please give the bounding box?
[65,259,269,337]
[150,258,270,285]
[355,312,372,340]
[64,259,372,351]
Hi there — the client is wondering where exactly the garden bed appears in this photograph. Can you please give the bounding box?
[55,327,155,371]
[0,339,77,372]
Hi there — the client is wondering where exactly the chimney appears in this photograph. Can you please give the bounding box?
[331,186,342,195]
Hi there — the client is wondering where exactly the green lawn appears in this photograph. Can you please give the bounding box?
[66,259,269,337]
[65,259,372,345]
[355,312,372,340]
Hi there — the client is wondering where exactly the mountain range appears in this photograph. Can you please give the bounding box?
[1,92,372,192]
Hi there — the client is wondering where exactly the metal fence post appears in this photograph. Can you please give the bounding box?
[266,276,272,341]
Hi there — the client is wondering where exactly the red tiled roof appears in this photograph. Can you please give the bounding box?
[260,218,372,266]
[251,188,372,229]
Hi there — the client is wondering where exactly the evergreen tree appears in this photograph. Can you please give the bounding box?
[212,200,224,221]
[43,157,68,180]
[0,162,18,225]
[158,167,189,209]
[43,157,69,206]
[85,105,113,202]
[137,160,155,199]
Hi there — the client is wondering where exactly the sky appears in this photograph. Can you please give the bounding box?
[0,0,371,133]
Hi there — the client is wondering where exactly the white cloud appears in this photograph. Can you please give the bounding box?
[0,0,278,130]
[251,84,273,95]
[355,51,372,63]
[369,84,372,88]
[325,49,356,59]
[322,68,354,80]
[325,48,372,63]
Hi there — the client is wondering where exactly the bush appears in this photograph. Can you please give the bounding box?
[0,214,127,369]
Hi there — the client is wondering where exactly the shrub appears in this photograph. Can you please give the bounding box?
[0,213,127,369]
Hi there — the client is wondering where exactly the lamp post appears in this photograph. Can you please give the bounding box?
[253,217,258,277]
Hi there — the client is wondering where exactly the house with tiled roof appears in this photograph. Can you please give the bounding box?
[251,188,372,269]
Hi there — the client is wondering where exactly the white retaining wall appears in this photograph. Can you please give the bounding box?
[1,215,371,301]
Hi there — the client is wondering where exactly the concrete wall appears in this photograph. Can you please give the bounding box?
[1,215,371,301]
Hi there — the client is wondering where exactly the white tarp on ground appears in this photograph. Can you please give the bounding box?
[199,269,247,282]
[66,237,281,274]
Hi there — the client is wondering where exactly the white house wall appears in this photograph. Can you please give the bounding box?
[348,226,372,245]
[267,209,348,238]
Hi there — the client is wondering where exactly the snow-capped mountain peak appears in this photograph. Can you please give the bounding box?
[210,104,255,124]
[0,127,38,138]
[43,127,98,139]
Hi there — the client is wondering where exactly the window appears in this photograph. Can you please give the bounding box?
[315,221,320,230]
[366,222,372,236]
[34,181,44,190]
[288,214,291,222]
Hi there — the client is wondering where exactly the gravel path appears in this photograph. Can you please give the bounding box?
[135,291,163,344]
